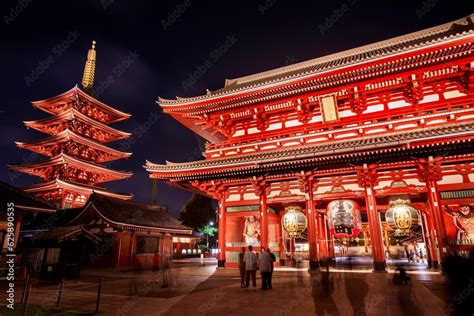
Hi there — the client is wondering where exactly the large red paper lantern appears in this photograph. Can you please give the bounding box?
[327,200,362,238]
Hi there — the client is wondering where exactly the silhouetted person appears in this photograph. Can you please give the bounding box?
[238,247,246,288]
[345,274,368,315]
[267,248,276,289]
[160,249,171,288]
[394,267,410,285]
[313,271,340,315]
[152,251,160,272]
[259,247,272,290]
[243,245,257,290]
[444,253,474,315]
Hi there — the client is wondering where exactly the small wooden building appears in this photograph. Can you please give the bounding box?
[0,181,56,276]
[23,193,193,272]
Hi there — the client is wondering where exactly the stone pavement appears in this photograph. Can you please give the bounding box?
[0,259,454,315]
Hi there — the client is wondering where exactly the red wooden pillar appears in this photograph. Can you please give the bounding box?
[421,212,435,268]
[217,197,226,268]
[277,220,285,263]
[426,179,446,268]
[359,164,386,272]
[318,213,329,262]
[115,231,123,268]
[418,156,446,269]
[129,231,135,268]
[305,179,320,270]
[326,217,335,260]
[260,184,269,249]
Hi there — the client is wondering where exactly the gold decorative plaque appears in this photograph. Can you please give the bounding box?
[319,94,339,123]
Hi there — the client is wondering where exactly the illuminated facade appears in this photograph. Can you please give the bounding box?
[146,15,474,270]
[9,42,133,208]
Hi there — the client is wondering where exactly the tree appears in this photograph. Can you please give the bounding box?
[200,225,218,249]
[179,193,215,229]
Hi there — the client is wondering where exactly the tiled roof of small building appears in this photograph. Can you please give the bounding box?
[85,193,192,232]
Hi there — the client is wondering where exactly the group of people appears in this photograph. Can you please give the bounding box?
[239,245,276,290]
[405,248,424,263]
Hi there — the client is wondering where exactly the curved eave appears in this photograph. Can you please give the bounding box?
[165,111,225,143]
[88,204,192,234]
[9,153,133,180]
[24,108,131,141]
[157,17,474,110]
[144,126,474,179]
[24,179,133,200]
[15,129,132,161]
[32,86,131,123]
[16,205,56,213]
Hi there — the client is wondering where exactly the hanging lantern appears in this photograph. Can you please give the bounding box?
[385,198,420,237]
[282,205,307,238]
[327,200,362,238]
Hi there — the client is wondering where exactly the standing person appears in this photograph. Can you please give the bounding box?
[259,247,272,290]
[160,249,171,288]
[238,247,246,288]
[395,267,411,285]
[267,248,276,290]
[409,249,415,263]
[243,245,257,290]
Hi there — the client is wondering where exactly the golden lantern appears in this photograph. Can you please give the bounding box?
[282,205,307,238]
[385,198,420,237]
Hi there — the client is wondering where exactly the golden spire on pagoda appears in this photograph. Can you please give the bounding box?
[81,40,97,90]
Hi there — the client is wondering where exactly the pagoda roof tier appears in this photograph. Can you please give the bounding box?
[9,153,132,184]
[15,129,132,163]
[32,86,131,124]
[159,14,473,111]
[24,108,131,143]
[0,181,56,213]
[23,179,133,200]
[145,120,474,181]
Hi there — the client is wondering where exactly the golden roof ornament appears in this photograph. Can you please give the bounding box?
[81,40,97,91]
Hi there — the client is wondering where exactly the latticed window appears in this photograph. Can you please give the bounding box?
[65,193,74,201]
[78,171,88,180]
[74,195,86,203]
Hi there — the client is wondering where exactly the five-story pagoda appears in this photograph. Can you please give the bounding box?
[9,41,133,208]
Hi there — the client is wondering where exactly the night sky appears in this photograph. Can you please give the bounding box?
[1,0,473,217]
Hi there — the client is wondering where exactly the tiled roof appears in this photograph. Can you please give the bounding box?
[85,194,192,232]
[24,108,131,141]
[0,181,55,211]
[34,226,102,244]
[26,194,192,234]
[145,120,474,177]
[23,179,134,200]
[14,129,132,162]
[32,85,131,123]
[9,153,132,181]
[159,14,474,106]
